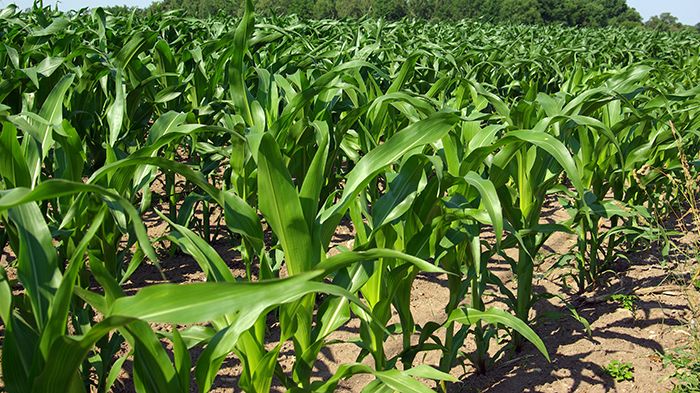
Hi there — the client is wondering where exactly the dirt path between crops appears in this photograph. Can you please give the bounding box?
[316,203,698,393]
[1,193,698,393]
[106,196,700,393]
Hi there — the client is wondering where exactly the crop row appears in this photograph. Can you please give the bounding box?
[0,2,699,392]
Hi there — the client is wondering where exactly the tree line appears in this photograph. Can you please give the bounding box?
[138,0,700,32]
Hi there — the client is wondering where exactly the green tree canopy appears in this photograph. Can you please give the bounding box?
[145,0,655,29]
[646,12,684,32]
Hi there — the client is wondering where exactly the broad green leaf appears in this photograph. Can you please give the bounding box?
[371,155,426,232]
[447,307,550,361]
[9,203,61,330]
[222,191,264,250]
[108,273,359,324]
[256,132,314,275]
[0,180,157,263]
[0,121,31,188]
[107,69,125,146]
[507,129,584,195]
[462,172,503,247]
[157,210,235,283]
[299,121,330,230]
[320,111,460,244]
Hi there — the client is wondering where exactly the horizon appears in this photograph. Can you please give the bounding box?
[0,0,698,26]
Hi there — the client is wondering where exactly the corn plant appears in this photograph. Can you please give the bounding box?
[1,2,699,392]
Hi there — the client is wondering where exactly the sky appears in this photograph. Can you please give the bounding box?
[627,0,699,25]
[0,0,698,26]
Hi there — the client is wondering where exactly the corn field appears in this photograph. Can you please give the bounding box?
[1,1,699,392]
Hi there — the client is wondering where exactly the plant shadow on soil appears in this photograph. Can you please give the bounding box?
[3,205,693,393]
[446,244,691,392]
[101,225,693,393]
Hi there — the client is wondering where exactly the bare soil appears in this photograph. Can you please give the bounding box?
[1,196,698,393]
[118,200,699,392]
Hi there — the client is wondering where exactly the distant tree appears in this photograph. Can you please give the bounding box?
[696,22,700,33]
[537,0,568,24]
[289,0,316,18]
[573,0,607,27]
[608,8,643,28]
[252,0,283,16]
[646,12,683,31]
[431,0,461,21]
[536,0,640,27]
[372,0,407,20]
[335,0,371,19]
[199,0,242,17]
[232,0,312,18]
[146,0,652,28]
[313,0,336,19]
[101,5,140,15]
[602,0,642,26]
[407,0,434,20]
[501,0,541,24]
[150,0,240,17]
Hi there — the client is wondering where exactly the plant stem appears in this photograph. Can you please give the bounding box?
[514,239,534,350]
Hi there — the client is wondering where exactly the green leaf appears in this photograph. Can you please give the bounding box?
[172,328,191,392]
[107,69,125,146]
[320,111,460,244]
[371,155,426,232]
[462,172,503,247]
[30,17,69,36]
[507,129,584,195]
[9,202,61,330]
[447,307,550,361]
[39,209,106,356]
[32,317,136,393]
[0,121,31,188]
[256,132,315,275]
[229,0,255,126]
[0,180,157,264]
[222,191,264,250]
[18,73,74,185]
[404,364,458,381]
[115,31,156,69]
[108,273,367,324]
[317,248,447,276]
[158,210,235,283]
[373,369,438,393]
[0,267,11,324]
[299,121,330,230]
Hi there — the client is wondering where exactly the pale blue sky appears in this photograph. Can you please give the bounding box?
[0,0,698,25]
[628,0,699,25]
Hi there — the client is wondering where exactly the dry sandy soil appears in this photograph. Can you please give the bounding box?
[1,193,698,393]
[116,198,700,392]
